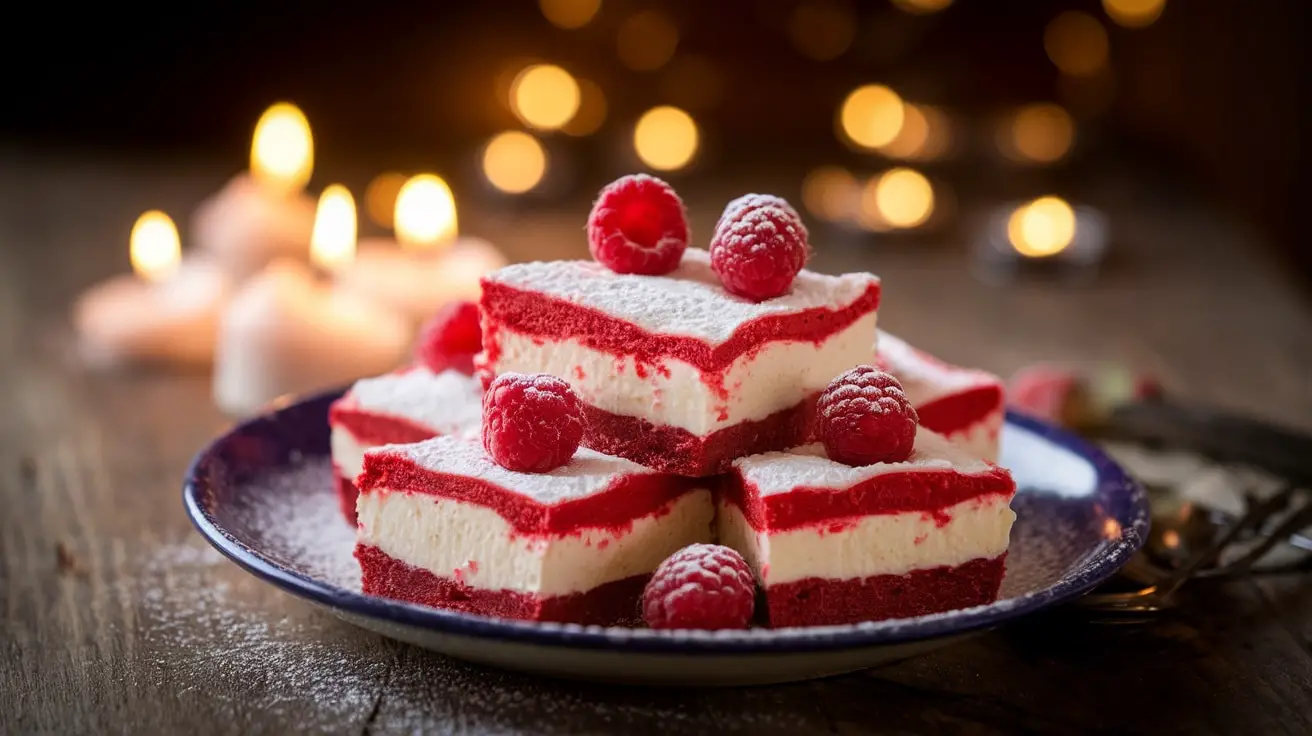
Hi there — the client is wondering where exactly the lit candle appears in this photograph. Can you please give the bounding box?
[191,102,318,280]
[336,173,507,325]
[972,196,1109,283]
[212,185,413,416]
[73,211,232,368]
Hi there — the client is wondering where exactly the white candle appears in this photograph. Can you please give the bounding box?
[73,211,233,368]
[334,173,507,324]
[212,186,412,416]
[190,103,317,280]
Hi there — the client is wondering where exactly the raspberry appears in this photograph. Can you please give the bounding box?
[586,174,689,275]
[709,206,808,301]
[714,193,807,239]
[642,544,755,630]
[415,301,482,375]
[482,372,584,472]
[817,365,918,465]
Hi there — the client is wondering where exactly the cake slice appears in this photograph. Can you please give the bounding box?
[876,331,1006,461]
[479,248,880,476]
[717,428,1016,627]
[328,367,482,524]
[354,435,713,625]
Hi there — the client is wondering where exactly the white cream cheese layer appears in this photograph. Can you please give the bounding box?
[357,489,714,596]
[490,311,877,436]
[944,411,1004,463]
[330,426,370,480]
[716,494,1015,586]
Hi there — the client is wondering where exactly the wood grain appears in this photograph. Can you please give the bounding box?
[1,153,1310,735]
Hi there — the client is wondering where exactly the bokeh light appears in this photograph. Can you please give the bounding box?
[802,166,860,223]
[788,0,856,62]
[1045,11,1110,77]
[617,10,679,72]
[634,106,698,172]
[561,78,608,136]
[891,0,954,14]
[310,185,357,272]
[250,102,313,194]
[1008,197,1076,257]
[868,168,935,229]
[365,172,407,229]
[395,174,458,251]
[482,132,548,194]
[1102,0,1166,28]
[839,85,905,150]
[510,64,581,130]
[539,0,601,29]
[129,210,181,283]
[1007,104,1075,163]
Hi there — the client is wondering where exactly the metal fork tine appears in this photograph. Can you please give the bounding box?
[1204,492,1312,578]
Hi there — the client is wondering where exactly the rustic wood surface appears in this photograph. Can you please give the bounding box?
[2,153,1310,735]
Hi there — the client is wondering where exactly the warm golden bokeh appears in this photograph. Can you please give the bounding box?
[364,172,407,229]
[617,10,679,71]
[802,166,860,223]
[482,132,548,194]
[839,85,905,150]
[869,168,935,228]
[1044,11,1110,77]
[634,106,699,171]
[891,0,954,14]
[788,0,857,61]
[510,64,581,130]
[1008,103,1075,163]
[394,174,458,251]
[561,78,608,136]
[538,0,601,29]
[310,185,357,272]
[1102,0,1166,28]
[1008,196,1077,257]
[250,102,313,194]
[129,210,181,283]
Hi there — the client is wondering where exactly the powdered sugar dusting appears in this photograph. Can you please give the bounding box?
[736,427,996,496]
[486,248,878,344]
[876,330,1002,407]
[375,435,658,505]
[345,367,483,435]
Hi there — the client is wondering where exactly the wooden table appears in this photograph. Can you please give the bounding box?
[2,153,1310,734]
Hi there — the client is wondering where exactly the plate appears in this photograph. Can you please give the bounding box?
[184,389,1148,686]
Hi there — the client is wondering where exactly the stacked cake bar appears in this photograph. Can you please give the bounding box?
[339,175,1016,629]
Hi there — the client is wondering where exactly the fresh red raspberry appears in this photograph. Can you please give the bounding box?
[415,301,482,375]
[714,193,807,239]
[642,544,755,630]
[482,372,584,472]
[817,365,919,465]
[709,206,809,301]
[586,174,689,275]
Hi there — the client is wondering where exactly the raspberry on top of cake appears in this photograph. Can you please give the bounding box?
[876,330,1005,461]
[479,248,880,476]
[328,366,482,524]
[718,428,1016,628]
[354,435,713,626]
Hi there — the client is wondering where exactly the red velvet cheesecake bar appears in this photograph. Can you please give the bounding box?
[328,367,481,524]
[876,331,1006,461]
[354,436,713,625]
[479,248,881,476]
[717,428,1016,627]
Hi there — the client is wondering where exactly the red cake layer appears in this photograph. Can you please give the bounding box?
[722,465,1014,532]
[765,555,1006,627]
[356,544,645,625]
[328,399,439,446]
[357,451,699,535]
[913,384,1005,436]
[335,472,360,526]
[479,279,881,377]
[580,394,818,477]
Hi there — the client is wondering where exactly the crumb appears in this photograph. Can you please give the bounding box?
[56,541,88,577]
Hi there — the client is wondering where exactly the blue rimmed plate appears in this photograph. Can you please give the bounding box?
[184,390,1148,686]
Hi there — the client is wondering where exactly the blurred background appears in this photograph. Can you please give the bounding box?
[2,0,1305,284]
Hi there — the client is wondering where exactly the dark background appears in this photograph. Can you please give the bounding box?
[2,0,1306,281]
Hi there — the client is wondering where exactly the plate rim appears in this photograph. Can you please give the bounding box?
[184,389,1149,656]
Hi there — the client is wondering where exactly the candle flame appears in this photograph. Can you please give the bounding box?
[129,210,181,283]
[310,185,357,272]
[394,174,458,251]
[1008,196,1076,257]
[251,102,314,194]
